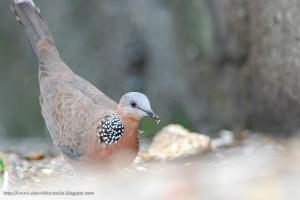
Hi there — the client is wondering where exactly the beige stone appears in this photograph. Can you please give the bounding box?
[148,124,211,160]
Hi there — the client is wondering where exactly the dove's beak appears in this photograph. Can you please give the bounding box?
[138,107,160,124]
[148,112,160,124]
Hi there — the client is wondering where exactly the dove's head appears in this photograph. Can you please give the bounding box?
[118,92,160,123]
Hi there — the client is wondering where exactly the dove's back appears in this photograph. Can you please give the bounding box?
[13,0,118,158]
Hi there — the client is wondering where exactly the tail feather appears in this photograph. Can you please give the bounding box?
[12,0,59,63]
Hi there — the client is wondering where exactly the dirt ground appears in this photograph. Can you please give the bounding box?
[1,125,299,199]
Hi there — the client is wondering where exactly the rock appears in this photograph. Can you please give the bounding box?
[211,130,235,149]
[137,150,154,162]
[147,124,211,160]
[24,152,45,161]
[211,130,250,149]
[41,169,53,175]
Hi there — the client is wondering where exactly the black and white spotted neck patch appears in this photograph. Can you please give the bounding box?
[97,114,124,145]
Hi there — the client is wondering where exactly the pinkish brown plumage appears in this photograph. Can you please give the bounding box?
[12,0,159,170]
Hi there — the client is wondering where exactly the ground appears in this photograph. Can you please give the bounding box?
[0,125,299,199]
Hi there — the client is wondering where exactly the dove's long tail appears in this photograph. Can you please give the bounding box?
[12,0,60,64]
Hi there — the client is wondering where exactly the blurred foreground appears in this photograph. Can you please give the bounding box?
[1,125,299,200]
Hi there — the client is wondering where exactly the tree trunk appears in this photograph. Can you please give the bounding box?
[211,0,300,134]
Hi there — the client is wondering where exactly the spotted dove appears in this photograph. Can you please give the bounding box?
[12,0,159,169]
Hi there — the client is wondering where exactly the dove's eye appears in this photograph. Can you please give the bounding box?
[130,101,137,108]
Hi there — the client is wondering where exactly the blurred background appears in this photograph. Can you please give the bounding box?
[1,0,300,140]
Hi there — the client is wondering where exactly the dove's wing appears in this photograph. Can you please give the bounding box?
[39,64,117,158]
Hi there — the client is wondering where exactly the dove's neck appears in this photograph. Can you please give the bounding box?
[116,105,142,124]
[116,107,140,153]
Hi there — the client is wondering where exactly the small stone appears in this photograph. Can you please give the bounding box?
[24,152,45,161]
[211,130,236,149]
[34,178,41,182]
[137,151,154,162]
[136,166,148,171]
[148,124,211,160]
[42,169,53,175]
